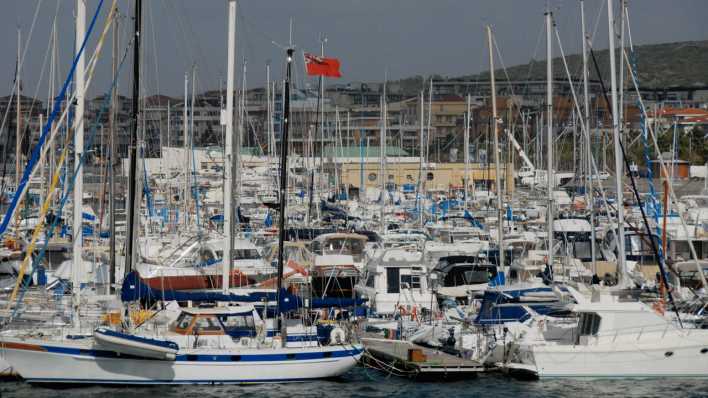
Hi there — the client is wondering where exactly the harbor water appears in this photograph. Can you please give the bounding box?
[2,369,708,397]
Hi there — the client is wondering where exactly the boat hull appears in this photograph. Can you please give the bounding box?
[1,339,363,384]
[521,339,708,378]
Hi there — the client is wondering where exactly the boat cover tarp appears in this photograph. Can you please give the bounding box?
[121,271,366,311]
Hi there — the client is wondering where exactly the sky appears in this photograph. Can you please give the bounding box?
[2,0,707,99]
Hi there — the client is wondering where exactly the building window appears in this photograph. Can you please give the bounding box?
[368,173,377,182]
[426,172,434,181]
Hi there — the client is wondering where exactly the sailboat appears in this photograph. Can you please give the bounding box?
[0,0,362,385]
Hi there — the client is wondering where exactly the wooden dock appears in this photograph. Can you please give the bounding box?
[361,336,486,380]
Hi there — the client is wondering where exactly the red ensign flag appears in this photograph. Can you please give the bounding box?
[304,53,342,78]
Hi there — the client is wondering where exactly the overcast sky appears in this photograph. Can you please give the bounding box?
[2,0,707,99]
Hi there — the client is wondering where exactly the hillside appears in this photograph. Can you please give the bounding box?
[394,40,708,93]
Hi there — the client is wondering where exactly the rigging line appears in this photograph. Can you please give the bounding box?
[552,21,622,263]
[13,39,131,318]
[0,0,44,144]
[160,0,208,90]
[15,0,62,146]
[8,0,120,312]
[588,44,683,327]
[621,48,708,291]
[148,0,160,96]
[0,0,109,238]
[176,0,218,91]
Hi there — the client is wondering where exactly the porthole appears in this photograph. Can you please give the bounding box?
[368,173,377,182]
[664,351,674,358]
[426,172,434,181]
[388,174,394,180]
[701,348,708,354]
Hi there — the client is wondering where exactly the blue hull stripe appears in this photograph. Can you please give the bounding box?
[26,377,321,384]
[39,344,363,362]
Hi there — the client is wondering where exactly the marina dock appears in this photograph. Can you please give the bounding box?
[361,337,486,379]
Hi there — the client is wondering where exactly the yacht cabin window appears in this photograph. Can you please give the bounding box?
[194,316,224,332]
[234,249,260,260]
[578,312,601,337]
[401,274,421,289]
[175,313,193,330]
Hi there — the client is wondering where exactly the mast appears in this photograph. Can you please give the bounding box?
[190,67,197,225]
[222,0,237,293]
[109,5,118,288]
[318,37,326,202]
[464,94,470,209]
[379,85,386,233]
[487,25,505,274]
[166,101,170,150]
[182,73,189,227]
[618,0,626,144]
[236,60,245,221]
[125,0,142,277]
[607,0,627,282]
[418,91,424,226]
[72,0,86,327]
[581,0,596,272]
[15,29,21,198]
[266,63,272,158]
[545,12,555,271]
[49,21,57,202]
[276,47,294,335]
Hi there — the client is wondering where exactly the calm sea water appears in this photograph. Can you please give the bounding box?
[2,368,708,398]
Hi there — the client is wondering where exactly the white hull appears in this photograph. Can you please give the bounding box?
[1,338,363,384]
[519,338,708,378]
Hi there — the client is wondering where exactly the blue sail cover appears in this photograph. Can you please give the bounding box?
[120,271,366,311]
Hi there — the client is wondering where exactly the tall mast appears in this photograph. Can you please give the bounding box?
[318,37,326,200]
[581,0,596,272]
[48,21,57,201]
[189,68,197,225]
[166,101,170,149]
[487,26,505,275]
[109,5,118,288]
[618,0,626,144]
[72,0,86,326]
[182,73,189,227]
[222,0,237,293]
[607,0,627,282]
[266,63,272,158]
[276,47,294,335]
[15,29,21,197]
[379,84,387,233]
[545,12,555,271]
[464,94,470,209]
[418,91,424,226]
[125,0,142,277]
[236,60,244,224]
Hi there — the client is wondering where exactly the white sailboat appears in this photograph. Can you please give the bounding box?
[0,0,362,385]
